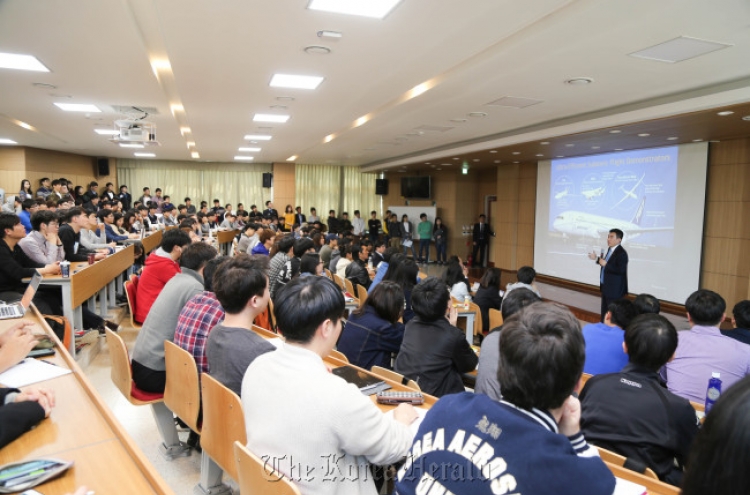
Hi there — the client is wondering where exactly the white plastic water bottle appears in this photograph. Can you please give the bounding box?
[463,295,470,311]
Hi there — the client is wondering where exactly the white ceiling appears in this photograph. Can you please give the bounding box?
[1,0,749,170]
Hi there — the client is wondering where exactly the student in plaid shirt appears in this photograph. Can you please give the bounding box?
[174,256,227,373]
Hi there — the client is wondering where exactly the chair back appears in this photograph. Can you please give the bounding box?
[468,301,482,335]
[356,284,368,307]
[333,274,346,291]
[596,446,659,480]
[581,372,593,388]
[488,308,503,331]
[324,268,333,279]
[105,329,162,404]
[371,365,421,391]
[233,441,301,495]
[201,374,247,481]
[344,277,355,296]
[163,341,201,432]
[124,274,142,328]
[328,348,349,363]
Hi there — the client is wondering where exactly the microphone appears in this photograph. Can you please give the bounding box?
[600,248,605,260]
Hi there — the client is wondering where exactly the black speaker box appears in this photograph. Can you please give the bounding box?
[375,178,389,195]
[262,172,273,188]
[97,158,110,176]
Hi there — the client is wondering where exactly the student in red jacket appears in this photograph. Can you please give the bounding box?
[134,230,191,323]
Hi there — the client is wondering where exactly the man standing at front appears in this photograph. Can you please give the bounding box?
[472,214,494,267]
[589,228,628,321]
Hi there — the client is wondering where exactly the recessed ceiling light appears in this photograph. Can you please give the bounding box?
[307,0,403,19]
[667,137,678,140]
[565,77,593,85]
[119,143,144,148]
[442,163,452,166]
[493,160,500,163]
[609,130,621,134]
[489,150,497,153]
[186,141,196,148]
[591,146,600,150]
[540,142,550,145]
[16,121,33,130]
[742,115,750,121]
[253,113,290,123]
[180,127,191,135]
[453,157,460,160]
[468,112,487,118]
[134,152,155,158]
[425,162,431,165]
[304,45,332,55]
[94,129,120,135]
[565,144,574,147]
[536,154,544,157]
[0,52,49,72]
[244,134,272,141]
[430,164,436,168]
[473,159,480,162]
[287,155,298,161]
[512,151,520,155]
[692,139,703,142]
[513,161,519,164]
[239,147,261,152]
[54,103,101,112]
[449,119,467,123]
[638,133,650,137]
[270,74,324,90]
[234,156,254,161]
[717,111,734,116]
[0,138,18,145]
[170,104,184,114]
[191,152,200,159]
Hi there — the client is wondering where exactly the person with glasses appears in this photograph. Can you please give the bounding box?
[18,210,64,264]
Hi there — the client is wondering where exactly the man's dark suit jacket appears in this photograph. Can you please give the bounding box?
[600,244,628,299]
[472,222,494,243]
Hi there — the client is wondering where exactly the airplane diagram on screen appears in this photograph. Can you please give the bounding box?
[554,188,569,200]
[552,197,673,242]
[581,186,605,200]
[610,174,645,209]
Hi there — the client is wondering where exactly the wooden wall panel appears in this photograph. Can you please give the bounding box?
[0,147,27,196]
[272,162,296,213]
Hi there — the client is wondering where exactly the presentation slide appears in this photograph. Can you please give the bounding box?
[534,143,708,304]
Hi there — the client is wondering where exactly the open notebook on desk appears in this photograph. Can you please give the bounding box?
[0,358,71,388]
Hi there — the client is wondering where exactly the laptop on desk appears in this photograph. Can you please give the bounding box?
[0,272,43,320]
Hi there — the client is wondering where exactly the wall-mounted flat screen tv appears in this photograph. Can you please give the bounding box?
[401,176,431,199]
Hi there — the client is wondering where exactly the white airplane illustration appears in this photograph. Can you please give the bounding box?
[580,186,605,200]
[554,188,569,200]
[610,174,645,210]
[552,197,673,241]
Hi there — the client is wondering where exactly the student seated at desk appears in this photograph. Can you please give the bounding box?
[394,302,615,495]
[241,276,416,495]
[395,276,478,397]
[472,267,503,333]
[0,321,55,448]
[582,299,638,375]
[134,229,192,324]
[337,281,405,370]
[80,211,115,251]
[443,256,471,302]
[206,255,275,397]
[132,242,217,393]
[580,314,699,486]
[99,209,138,243]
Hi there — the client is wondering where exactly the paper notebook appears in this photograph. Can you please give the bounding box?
[0,358,71,388]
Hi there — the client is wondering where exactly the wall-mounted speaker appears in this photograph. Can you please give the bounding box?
[97,158,110,176]
[375,178,389,195]
[262,172,273,188]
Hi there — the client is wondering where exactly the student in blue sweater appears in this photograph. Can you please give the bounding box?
[395,302,616,495]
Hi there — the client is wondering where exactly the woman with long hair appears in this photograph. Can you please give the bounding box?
[433,217,447,264]
[299,252,324,277]
[283,204,295,232]
[18,179,33,201]
[383,257,419,323]
[443,257,471,302]
[472,267,502,332]
[337,281,406,370]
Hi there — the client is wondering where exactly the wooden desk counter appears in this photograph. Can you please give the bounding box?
[141,229,163,254]
[0,306,173,495]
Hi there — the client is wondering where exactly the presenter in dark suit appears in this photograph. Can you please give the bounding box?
[294,206,306,226]
[589,228,629,321]
[471,214,494,267]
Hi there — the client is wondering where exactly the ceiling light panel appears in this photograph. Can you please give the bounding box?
[94,129,120,135]
[0,138,18,145]
[0,52,49,72]
[238,147,261,152]
[234,156,254,161]
[253,114,289,123]
[307,0,403,19]
[270,74,324,89]
[629,36,732,63]
[54,103,101,112]
[134,152,155,157]
[244,134,272,141]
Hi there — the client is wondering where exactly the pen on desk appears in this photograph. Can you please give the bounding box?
[40,360,61,368]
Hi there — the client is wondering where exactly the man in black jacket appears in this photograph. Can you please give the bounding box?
[395,276,477,397]
[345,244,372,290]
[471,214,495,267]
